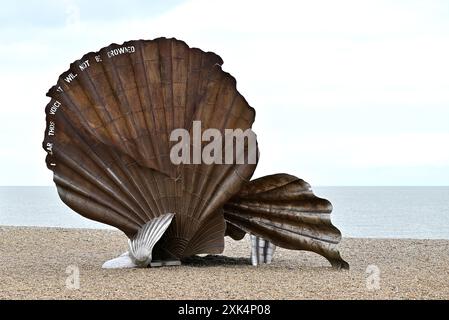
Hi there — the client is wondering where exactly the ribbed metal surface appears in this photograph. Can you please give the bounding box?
[129,213,175,267]
[225,174,349,269]
[43,38,257,260]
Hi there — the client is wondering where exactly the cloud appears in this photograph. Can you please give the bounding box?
[1,0,449,185]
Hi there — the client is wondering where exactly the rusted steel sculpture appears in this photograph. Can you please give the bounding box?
[43,37,348,269]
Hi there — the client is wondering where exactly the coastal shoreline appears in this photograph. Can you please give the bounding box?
[1,226,448,299]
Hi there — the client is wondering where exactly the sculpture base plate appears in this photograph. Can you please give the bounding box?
[149,260,181,267]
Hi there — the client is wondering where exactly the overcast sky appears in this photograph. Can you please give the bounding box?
[1,0,448,186]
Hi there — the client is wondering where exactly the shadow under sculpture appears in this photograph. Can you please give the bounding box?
[43,37,349,270]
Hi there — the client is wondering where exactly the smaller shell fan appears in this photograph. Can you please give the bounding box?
[224,174,349,269]
[43,37,257,262]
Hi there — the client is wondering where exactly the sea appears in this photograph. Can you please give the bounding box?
[0,186,448,239]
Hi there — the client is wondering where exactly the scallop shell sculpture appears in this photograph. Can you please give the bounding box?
[43,37,348,269]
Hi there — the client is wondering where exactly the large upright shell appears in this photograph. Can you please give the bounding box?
[43,38,257,259]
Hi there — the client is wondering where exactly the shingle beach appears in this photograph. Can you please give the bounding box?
[1,226,447,299]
